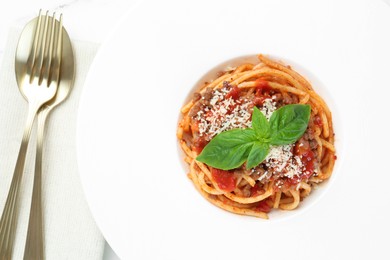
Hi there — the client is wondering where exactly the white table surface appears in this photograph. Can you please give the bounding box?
[0,0,135,259]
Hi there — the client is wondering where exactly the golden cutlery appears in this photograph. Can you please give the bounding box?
[21,12,75,260]
[0,11,62,259]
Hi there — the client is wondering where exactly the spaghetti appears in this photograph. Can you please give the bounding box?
[177,54,336,219]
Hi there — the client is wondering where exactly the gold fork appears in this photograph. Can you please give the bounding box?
[0,11,62,259]
[22,12,75,260]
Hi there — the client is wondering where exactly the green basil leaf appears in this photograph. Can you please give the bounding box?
[269,104,311,145]
[251,106,270,140]
[196,129,258,170]
[246,142,269,169]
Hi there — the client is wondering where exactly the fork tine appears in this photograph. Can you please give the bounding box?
[41,13,57,86]
[26,10,43,78]
[31,11,49,84]
[51,14,63,86]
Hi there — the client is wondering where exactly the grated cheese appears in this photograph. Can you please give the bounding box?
[262,144,305,180]
[258,171,269,181]
[260,98,277,119]
[196,87,252,139]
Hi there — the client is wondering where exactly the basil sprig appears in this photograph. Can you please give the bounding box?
[196,104,311,170]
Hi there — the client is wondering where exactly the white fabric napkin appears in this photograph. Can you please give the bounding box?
[0,27,104,259]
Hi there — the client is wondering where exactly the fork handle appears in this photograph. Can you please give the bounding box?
[24,107,49,260]
[0,104,39,260]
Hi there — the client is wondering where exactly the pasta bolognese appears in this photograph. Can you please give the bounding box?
[177,54,336,219]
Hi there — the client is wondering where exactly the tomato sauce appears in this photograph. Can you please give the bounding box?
[192,137,208,154]
[250,183,265,197]
[294,140,316,178]
[211,168,236,192]
[254,79,272,106]
[255,78,272,92]
[254,200,271,213]
[314,116,323,127]
[225,85,241,100]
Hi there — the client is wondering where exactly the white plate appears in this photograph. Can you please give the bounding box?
[77,0,390,259]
